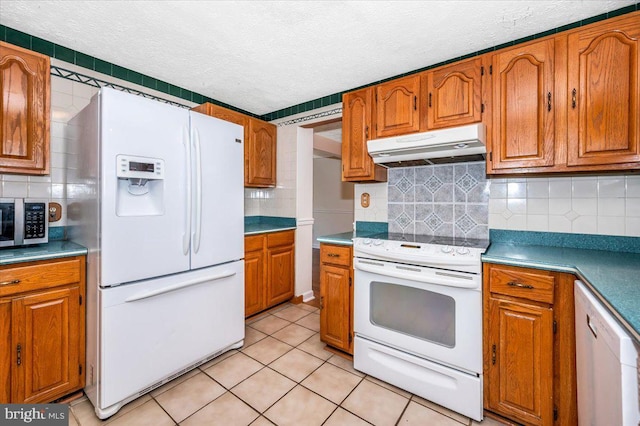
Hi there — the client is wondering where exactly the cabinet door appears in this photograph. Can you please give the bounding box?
[488,297,554,425]
[567,16,640,167]
[425,58,483,129]
[491,39,555,170]
[0,42,50,175]
[0,298,10,403]
[12,286,81,403]
[342,88,376,181]
[266,244,294,306]
[319,264,351,353]
[246,119,276,187]
[244,249,265,317]
[375,75,421,138]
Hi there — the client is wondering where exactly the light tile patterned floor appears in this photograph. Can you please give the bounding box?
[68,302,505,426]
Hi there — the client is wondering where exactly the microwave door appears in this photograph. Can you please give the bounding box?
[0,200,17,247]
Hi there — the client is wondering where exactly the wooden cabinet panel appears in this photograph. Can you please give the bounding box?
[0,41,50,175]
[319,243,353,354]
[488,297,554,425]
[488,264,555,304]
[567,16,640,166]
[0,256,85,404]
[244,248,265,317]
[424,58,483,130]
[192,102,276,187]
[13,286,81,403]
[491,39,556,170]
[266,245,295,306]
[244,230,295,317]
[375,75,421,138]
[0,299,11,402]
[246,119,277,187]
[341,88,386,182]
[319,264,351,352]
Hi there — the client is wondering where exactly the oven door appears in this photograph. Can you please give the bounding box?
[354,257,482,374]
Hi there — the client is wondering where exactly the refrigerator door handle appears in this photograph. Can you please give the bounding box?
[183,126,192,255]
[124,271,237,302]
[193,127,203,253]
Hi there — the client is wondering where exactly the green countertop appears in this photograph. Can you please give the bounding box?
[483,242,640,343]
[0,241,88,266]
[244,216,296,235]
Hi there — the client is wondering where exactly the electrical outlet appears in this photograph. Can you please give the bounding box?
[48,202,62,222]
[361,193,370,208]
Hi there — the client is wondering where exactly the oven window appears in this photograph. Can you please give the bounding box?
[370,281,455,348]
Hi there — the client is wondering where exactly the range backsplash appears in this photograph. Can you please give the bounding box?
[387,161,489,239]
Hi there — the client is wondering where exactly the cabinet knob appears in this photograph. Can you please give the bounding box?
[0,279,20,286]
[571,88,577,109]
[327,253,340,258]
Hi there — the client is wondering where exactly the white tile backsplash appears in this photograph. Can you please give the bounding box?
[489,175,640,237]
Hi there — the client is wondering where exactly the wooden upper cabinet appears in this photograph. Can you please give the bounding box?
[490,39,556,170]
[375,74,421,138]
[192,102,276,187]
[423,58,483,130]
[246,119,277,187]
[341,88,387,182]
[567,15,640,167]
[0,41,50,175]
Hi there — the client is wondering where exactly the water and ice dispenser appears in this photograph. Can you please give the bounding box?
[116,155,165,216]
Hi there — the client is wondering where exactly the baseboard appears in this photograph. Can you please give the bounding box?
[289,295,303,304]
[301,290,315,302]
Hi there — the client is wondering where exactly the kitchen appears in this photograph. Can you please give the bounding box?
[1,1,639,425]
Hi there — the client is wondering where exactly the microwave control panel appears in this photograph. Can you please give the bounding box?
[24,202,47,239]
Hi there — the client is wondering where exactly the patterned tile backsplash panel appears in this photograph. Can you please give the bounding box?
[388,161,489,239]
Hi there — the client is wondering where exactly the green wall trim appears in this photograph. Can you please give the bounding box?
[1,2,638,122]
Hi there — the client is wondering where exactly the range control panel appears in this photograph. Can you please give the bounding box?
[24,202,47,239]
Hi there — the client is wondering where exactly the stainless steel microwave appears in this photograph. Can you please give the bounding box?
[0,198,49,247]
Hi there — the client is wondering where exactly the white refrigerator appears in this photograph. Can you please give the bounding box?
[68,88,245,419]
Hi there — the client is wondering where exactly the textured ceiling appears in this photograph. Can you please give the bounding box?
[0,1,635,116]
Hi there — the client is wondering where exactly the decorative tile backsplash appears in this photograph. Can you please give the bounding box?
[387,162,489,239]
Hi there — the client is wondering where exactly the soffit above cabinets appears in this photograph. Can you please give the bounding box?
[0,1,635,116]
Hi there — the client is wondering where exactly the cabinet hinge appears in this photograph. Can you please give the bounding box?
[489,65,493,75]
[489,152,493,162]
[553,320,557,334]
[481,66,484,76]
[79,295,83,305]
[349,277,352,287]
[79,364,83,375]
[349,333,353,344]
[554,406,558,421]
[481,104,485,113]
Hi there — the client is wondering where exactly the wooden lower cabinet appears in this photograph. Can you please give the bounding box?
[319,243,353,354]
[0,256,86,404]
[244,230,295,317]
[483,263,577,426]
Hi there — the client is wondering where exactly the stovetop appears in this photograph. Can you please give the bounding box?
[352,233,489,274]
[366,232,490,250]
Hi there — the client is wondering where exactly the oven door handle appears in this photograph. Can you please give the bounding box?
[354,260,479,289]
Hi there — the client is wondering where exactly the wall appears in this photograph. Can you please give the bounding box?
[312,157,354,247]
[355,171,640,238]
[387,162,489,239]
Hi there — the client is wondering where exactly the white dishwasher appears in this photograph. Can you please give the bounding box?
[574,280,640,426]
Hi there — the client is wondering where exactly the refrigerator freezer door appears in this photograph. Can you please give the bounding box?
[98,261,244,411]
[189,112,244,270]
[99,89,191,286]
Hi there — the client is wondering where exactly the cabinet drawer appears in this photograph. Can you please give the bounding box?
[245,234,264,252]
[320,244,352,267]
[489,265,554,304]
[0,257,82,297]
[267,230,294,248]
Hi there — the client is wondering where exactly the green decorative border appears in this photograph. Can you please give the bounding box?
[1,2,638,122]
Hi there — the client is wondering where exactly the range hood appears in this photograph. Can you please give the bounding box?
[367,123,486,166]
